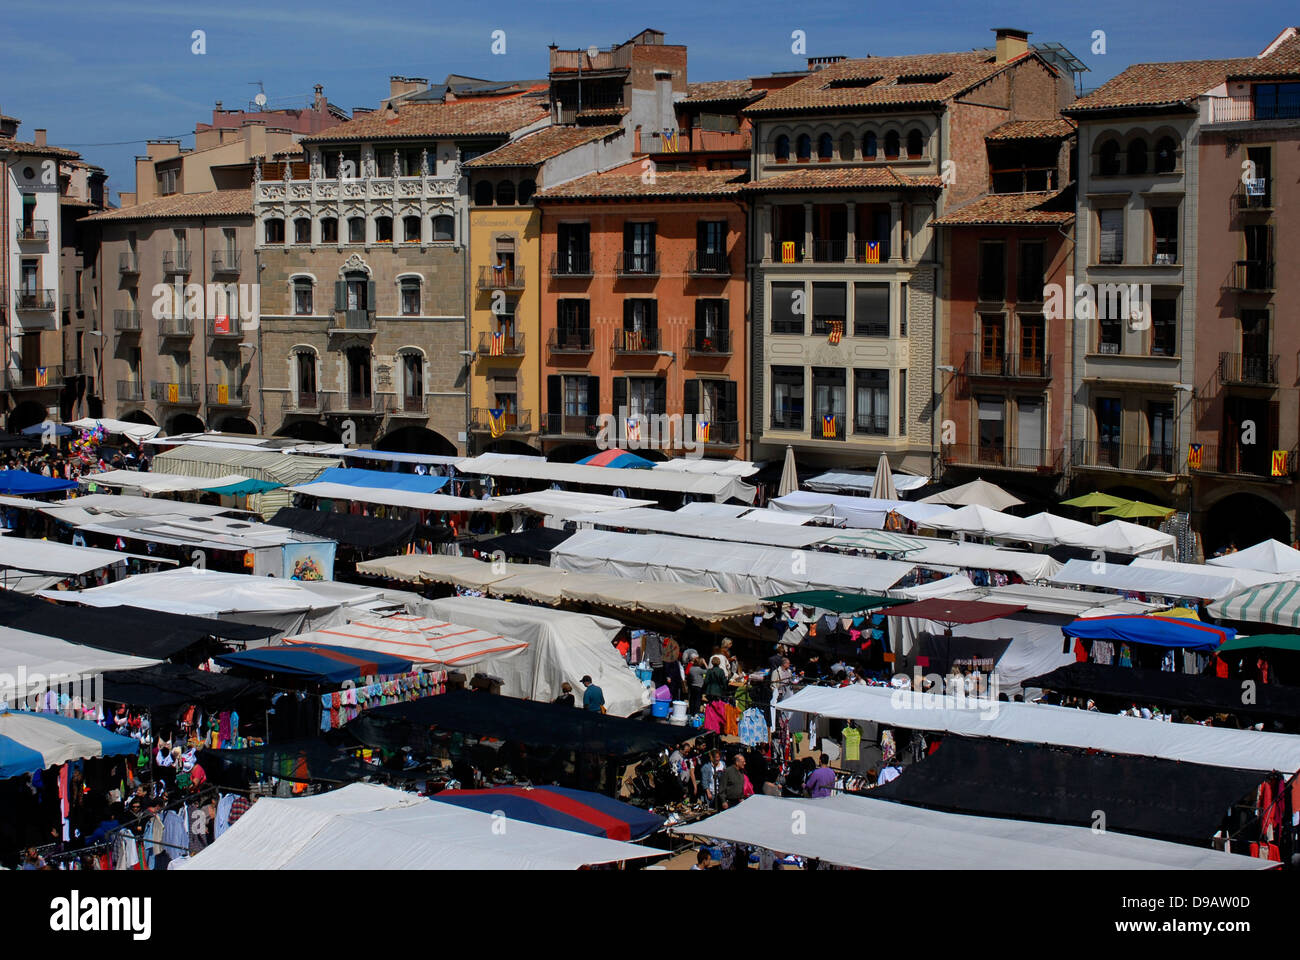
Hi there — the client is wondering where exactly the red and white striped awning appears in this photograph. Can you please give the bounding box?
[281,614,527,666]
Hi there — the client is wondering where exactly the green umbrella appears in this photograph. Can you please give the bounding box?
[1099,500,1175,519]
[1060,492,1129,509]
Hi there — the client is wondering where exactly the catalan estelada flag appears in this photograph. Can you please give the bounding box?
[696,419,710,444]
[488,408,505,439]
[1273,450,1289,477]
[1187,442,1204,470]
[863,241,881,264]
[490,331,505,356]
[781,241,796,263]
[662,128,679,152]
[822,414,838,438]
[626,417,641,443]
[828,320,843,345]
[34,367,48,387]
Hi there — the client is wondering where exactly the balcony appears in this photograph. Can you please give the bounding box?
[613,328,660,354]
[1072,441,1178,475]
[119,252,140,275]
[157,317,193,338]
[1190,442,1297,479]
[253,174,458,207]
[771,239,806,263]
[388,394,429,416]
[205,383,251,407]
[687,250,730,277]
[151,381,200,405]
[685,329,732,356]
[329,310,376,333]
[963,351,1052,380]
[1230,186,1272,219]
[695,419,739,446]
[15,288,56,311]
[1208,97,1300,125]
[542,412,598,437]
[287,390,322,413]
[548,328,593,354]
[1219,352,1278,386]
[769,409,804,432]
[477,265,526,291]
[616,251,659,278]
[854,240,891,264]
[211,250,241,276]
[942,444,1063,472]
[550,251,593,278]
[477,331,526,356]
[471,408,533,434]
[328,393,378,415]
[207,316,242,338]
[15,220,48,242]
[116,380,144,402]
[853,412,890,436]
[1224,260,1275,293]
[111,309,141,333]
[162,251,191,274]
[811,412,845,441]
[5,366,62,390]
[812,239,848,263]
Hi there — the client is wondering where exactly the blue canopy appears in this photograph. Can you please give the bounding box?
[205,477,284,496]
[1061,615,1235,653]
[216,643,413,684]
[430,785,665,840]
[20,422,72,437]
[313,467,448,494]
[577,449,657,469]
[0,711,138,780]
[0,470,77,495]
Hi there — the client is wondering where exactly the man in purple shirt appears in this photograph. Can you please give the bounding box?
[804,754,835,798]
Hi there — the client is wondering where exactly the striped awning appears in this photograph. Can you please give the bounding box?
[0,711,139,780]
[1210,581,1300,628]
[281,615,528,667]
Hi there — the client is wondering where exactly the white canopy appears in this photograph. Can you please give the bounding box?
[1208,539,1300,575]
[919,478,1023,510]
[672,795,1269,871]
[287,482,511,514]
[950,583,1159,618]
[0,626,157,698]
[926,503,1032,539]
[653,458,759,478]
[893,574,976,598]
[769,490,953,529]
[1130,557,1281,589]
[40,493,249,525]
[491,490,654,521]
[803,470,930,494]
[82,470,249,494]
[901,542,1062,580]
[282,614,529,668]
[568,505,839,549]
[0,537,174,576]
[1013,512,1106,548]
[1051,558,1244,600]
[71,514,325,552]
[1090,520,1176,559]
[68,417,161,445]
[552,529,914,595]
[777,684,1300,772]
[151,445,339,518]
[176,783,659,870]
[416,596,650,716]
[453,455,757,503]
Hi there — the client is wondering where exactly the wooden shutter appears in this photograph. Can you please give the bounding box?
[697,220,708,255]
[586,376,600,415]
[695,298,706,333]
[722,380,737,421]
[335,280,346,311]
[653,377,666,414]
[366,280,377,312]
[612,377,627,414]
[547,375,561,416]
[684,379,700,416]
[623,298,634,331]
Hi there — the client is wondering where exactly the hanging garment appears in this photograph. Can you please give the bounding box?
[1090,641,1114,666]
[880,728,896,764]
[738,708,770,746]
[842,725,861,763]
[1118,644,1133,667]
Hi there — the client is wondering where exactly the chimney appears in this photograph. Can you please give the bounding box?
[993,28,1030,64]
[389,76,425,99]
[34,128,47,147]
[215,100,223,111]
[313,84,325,111]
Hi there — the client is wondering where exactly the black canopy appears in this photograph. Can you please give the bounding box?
[1024,662,1300,723]
[0,591,278,659]
[1046,544,1134,566]
[269,507,439,550]
[871,735,1264,846]
[347,689,705,756]
[915,633,1013,675]
[468,527,573,561]
[101,662,267,709]
[198,740,419,786]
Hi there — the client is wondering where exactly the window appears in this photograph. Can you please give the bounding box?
[375,216,393,243]
[811,368,846,439]
[684,379,738,441]
[978,396,1005,461]
[696,220,726,272]
[341,272,371,313]
[295,351,316,405]
[775,135,790,163]
[157,168,178,196]
[288,217,308,244]
[1154,137,1177,174]
[320,217,338,243]
[694,299,728,351]
[817,133,833,161]
[1148,402,1175,468]
[884,130,900,159]
[293,278,313,315]
[1098,311,1122,354]
[622,298,658,350]
[899,284,907,337]
[811,283,846,335]
[854,369,889,435]
[475,181,494,206]
[863,132,877,159]
[402,353,424,410]
[557,299,591,349]
[1095,397,1122,462]
[1253,82,1300,121]
[623,222,656,273]
[377,151,396,177]
[518,179,536,204]
[547,374,598,435]
[403,216,421,243]
[264,218,284,244]
[898,369,907,437]
[979,314,1005,373]
[978,241,1006,302]
[1150,207,1178,264]
[400,278,421,316]
[796,134,812,162]
[1126,139,1148,176]
[75,270,82,311]
[770,281,804,335]
[1098,139,1121,176]
[496,180,516,206]
[906,129,923,159]
[1150,298,1176,356]
[432,215,455,242]
[617,377,666,418]
[348,217,365,243]
[1016,241,1045,303]
[853,282,889,337]
[558,222,591,273]
[839,134,854,161]
[346,346,371,401]
[1098,208,1124,264]
[1020,315,1045,375]
[1245,147,1272,205]
[770,366,804,429]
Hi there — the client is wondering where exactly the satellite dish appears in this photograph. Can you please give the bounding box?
[254,92,267,108]
[587,45,599,59]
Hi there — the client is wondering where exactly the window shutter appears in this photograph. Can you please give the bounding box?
[623,222,634,252]
[694,298,706,333]
[366,280,377,312]
[648,300,658,332]
[547,375,560,416]
[623,298,633,331]
[586,376,600,415]
[647,223,656,255]
[719,299,729,331]
[578,299,590,327]
[612,377,627,414]
[653,377,666,413]
[1269,400,1280,448]
[684,379,700,416]
[335,280,346,311]
[723,380,737,421]
[1099,209,1123,262]
[697,220,707,254]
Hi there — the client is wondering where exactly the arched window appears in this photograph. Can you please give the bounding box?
[839,134,854,161]
[375,216,393,243]
[474,181,494,206]
[347,216,365,243]
[775,135,790,162]
[293,217,311,243]
[263,217,284,244]
[518,179,536,204]
[293,349,317,407]
[1098,139,1121,176]
[399,350,424,412]
[399,277,421,316]
[432,215,455,242]
[292,277,313,316]
[496,180,516,206]
[346,346,372,402]
[1127,138,1148,176]
[796,134,812,162]
[863,132,877,159]
[320,216,338,243]
[817,133,834,161]
[906,129,924,159]
[884,130,900,159]
[1154,137,1177,174]
[403,215,421,242]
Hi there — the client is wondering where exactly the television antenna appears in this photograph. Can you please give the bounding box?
[250,81,267,110]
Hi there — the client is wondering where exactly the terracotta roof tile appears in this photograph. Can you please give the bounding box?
[463,125,622,168]
[741,166,943,192]
[932,190,1073,226]
[0,139,81,160]
[682,79,762,104]
[300,96,549,144]
[985,118,1075,141]
[1068,58,1256,113]
[1230,31,1300,78]
[536,170,745,201]
[81,189,252,223]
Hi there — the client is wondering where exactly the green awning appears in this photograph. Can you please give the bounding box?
[205,478,285,496]
[1210,580,1300,628]
[1218,634,1300,655]
[1099,500,1175,519]
[763,590,909,614]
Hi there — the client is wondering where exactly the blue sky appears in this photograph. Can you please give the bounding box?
[2,0,1292,200]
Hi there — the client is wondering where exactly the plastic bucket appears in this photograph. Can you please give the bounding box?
[670,700,688,724]
[651,700,671,719]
